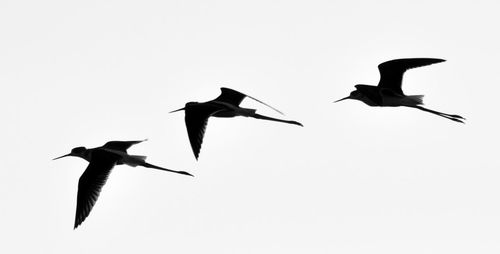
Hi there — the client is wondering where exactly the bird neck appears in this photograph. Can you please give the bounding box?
[78,149,93,162]
[356,93,380,106]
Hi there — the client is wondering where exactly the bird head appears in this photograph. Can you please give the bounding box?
[335,90,362,103]
[53,146,88,160]
[169,102,197,113]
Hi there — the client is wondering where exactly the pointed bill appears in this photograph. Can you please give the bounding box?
[169,107,185,113]
[53,154,71,160]
[334,96,351,103]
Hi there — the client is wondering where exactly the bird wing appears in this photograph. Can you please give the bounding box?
[102,140,146,152]
[214,87,247,106]
[184,103,223,160]
[215,87,284,115]
[354,85,384,105]
[377,58,445,94]
[74,150,118,229]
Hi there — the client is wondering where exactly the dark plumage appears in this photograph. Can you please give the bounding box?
[54,140,192,229]
[171,87,303,159]
[336,58,465,123]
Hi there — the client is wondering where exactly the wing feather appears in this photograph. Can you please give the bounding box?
[216,87,284,115]
[378,58,445,94]
[215,87,247,106]
[184,103,223,160]
[74,150,118,229]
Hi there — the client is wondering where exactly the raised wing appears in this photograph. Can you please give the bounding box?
[74,150,119,229]
[377,58,445,94]
[214,87,247,106]
[102,140,146,152]
[184,103,223,160]
[215,87,284,115]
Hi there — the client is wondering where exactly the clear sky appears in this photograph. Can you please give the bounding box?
[1,0,499,253]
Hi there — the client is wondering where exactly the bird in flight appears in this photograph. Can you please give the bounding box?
[335,58,465,123]
[171,87,303,160]
[53,140,192,229]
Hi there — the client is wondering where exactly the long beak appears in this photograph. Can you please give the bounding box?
[169,107,185,113]
[53,154,71,160]
[334,96,351,103]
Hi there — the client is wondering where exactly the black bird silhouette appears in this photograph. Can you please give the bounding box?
[171,87,303,159]
[335,58,465,123]
[53,140,192,229]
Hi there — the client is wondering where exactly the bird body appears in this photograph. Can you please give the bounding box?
[211,101,257,118]
[186,100,257,118]
[100,148,147,167]
[171,87,303,159]
[54,140,192,229]
[336,58,465,123]
[348,84,424,107]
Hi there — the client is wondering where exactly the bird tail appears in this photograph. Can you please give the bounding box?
[125,155,147,167]
[133,155,147,160]
[142,162,194,176]
[407,95,424,105]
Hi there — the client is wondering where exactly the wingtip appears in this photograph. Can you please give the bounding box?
[423,58,446,64]
[435,58,446,63]
[193,150,200,161]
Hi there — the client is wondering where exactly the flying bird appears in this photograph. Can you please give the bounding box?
[53,140,192,229]
[335,58,465,123]
[171,87,303,159]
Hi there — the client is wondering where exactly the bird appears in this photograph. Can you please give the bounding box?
[335,58,465,123]
[170,87,303,159]
[53,140,192,229]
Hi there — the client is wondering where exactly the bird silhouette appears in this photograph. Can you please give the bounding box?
[335,58,465,123]
[53,140,192,229]
[171,87,303,159]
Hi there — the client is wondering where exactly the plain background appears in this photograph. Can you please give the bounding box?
[1,0,499,253]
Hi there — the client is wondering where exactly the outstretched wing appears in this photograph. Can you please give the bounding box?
[215,87,284,115]
[185,103,223,160]
[102,140,146,152]
[74,150,119,229]
[377,58,445,94]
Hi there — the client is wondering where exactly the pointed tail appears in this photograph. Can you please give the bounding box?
[142,162,193,176]
[252,113,303,127]
[407,95,424,105]
[409,105,465,123]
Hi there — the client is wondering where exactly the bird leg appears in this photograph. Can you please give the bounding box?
[251,113,303,126]
[410,105,465,123]
[141,162,193,176]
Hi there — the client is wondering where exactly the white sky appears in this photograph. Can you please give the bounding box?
[1,0,499,253]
